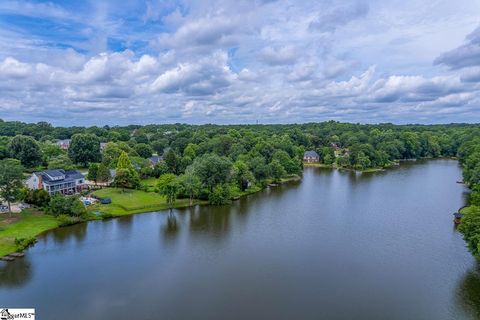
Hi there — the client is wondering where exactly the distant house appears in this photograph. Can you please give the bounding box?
[26,169,86,196]
[303,150,320,163]
[148,155,163,167]
[55,139,71,150]
[100,142,107,150]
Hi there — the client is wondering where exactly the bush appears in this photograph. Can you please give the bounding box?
[99,212,113,219]
[46,195,87,217]
[56,214,83,227]
[24,189,50,208]
[14,237,37,251]
[209,184,231,205]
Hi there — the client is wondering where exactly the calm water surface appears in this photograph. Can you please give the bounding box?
[1,160,480,320]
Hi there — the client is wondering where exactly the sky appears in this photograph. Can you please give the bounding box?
[0,0,479,126]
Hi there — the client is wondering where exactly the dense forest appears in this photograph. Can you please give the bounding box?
[1,119,480,259]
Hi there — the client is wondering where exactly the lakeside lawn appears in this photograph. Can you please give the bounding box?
[0,209,60,257]
[90,188,204,216]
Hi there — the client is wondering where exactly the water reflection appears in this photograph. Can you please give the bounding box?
[456,264,480,318]
[162,211,179,239]
[51,222,88,244]
[0,258,32,288]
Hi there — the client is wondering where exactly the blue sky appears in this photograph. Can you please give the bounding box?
[0,0,479,125]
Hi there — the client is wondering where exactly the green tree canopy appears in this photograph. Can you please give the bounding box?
[8,135,42,167]
[68,133,101,167]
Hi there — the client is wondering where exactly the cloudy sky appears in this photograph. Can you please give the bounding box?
[0,0,479,125]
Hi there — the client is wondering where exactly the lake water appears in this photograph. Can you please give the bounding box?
[1,160,479,320]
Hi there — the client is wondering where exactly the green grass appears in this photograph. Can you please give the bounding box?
[0,209,60,257]
[140,177,158,192]
[303,162,334,168]
[91,188,205,216]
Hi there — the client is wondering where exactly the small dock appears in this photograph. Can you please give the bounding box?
[0,252,25,262]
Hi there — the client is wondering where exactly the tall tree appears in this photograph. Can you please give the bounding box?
[68,134,101,167]
[157,173,180,209]
[179,167,201,206]
[0,159,24,216]
[8,135,42,167]
[113,152,139,190]
[164,149,179,174]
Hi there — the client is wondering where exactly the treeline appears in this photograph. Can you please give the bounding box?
[1,120,479,171]
[2,119,480,206]
[458,136,480,260]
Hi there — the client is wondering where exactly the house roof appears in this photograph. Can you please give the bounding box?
[149,155,163,165]
[43,169,65,178]
[36,169,84,185]
[304,150,319,158]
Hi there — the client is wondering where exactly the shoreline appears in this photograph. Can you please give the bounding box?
[0,175,301,258]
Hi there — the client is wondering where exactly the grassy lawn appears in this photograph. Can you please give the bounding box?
[90,188,205,216]
[141,177,158,192]
[0,209,60,257]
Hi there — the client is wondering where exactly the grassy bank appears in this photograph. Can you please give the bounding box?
[89,188,207,216]
[0,209,60,257]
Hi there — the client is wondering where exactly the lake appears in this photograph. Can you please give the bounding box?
[1,160,479,319]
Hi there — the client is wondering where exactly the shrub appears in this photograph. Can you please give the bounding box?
[56,214,83,227]
[209,184,231,205]
[23,189,51,208]
[99,212,113,219]
[14,237,37,251]
[46,195,87,217]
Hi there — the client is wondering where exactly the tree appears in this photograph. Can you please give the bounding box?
[209,184,231,205]
[87,163,99,183]
[179,168,201,206]
[113,152,139,190]
[269,159,286,182]
[157,173,180,209]
[233,160,254,191]
[164,149,179,174]
[68,134,101,166]
[113,168,140,191]
[134,143,153,158]
[150,139,168,155]
[101,142,123,167]
[24,189,50,208]
[41,143,64,164]
[46,195,86,217]
[191,153,232,192]
[8,135,42,167]
[116,151,135,170]
[48,154,75,170]
[0,159,25,216]
[96,163,111,183]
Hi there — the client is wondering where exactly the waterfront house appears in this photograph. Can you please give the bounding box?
[303,150,320,163]
[26,169,86,196]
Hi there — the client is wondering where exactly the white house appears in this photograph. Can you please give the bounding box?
[26,169,86,196]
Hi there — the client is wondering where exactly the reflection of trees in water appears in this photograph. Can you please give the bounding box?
[456,265,480,318]
[0,258,32,288]
[189,205,231,236]
[51,222,88,244]
[116,215,134,235]
[162,211,180,242]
